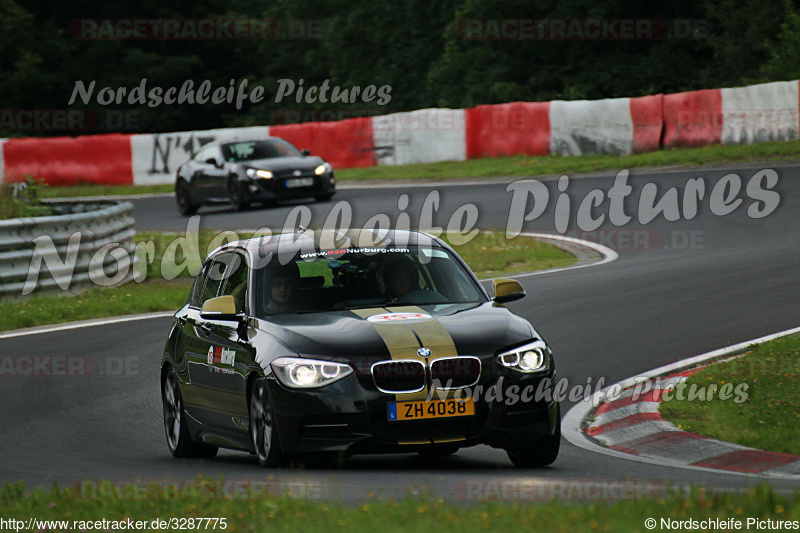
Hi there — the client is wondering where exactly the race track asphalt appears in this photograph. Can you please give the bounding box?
[1,163,798,501]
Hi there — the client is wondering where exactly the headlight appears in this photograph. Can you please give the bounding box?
[246,168,273,179]
[315,163,332,175]
[498,340,550,373]
[271,357,352,388]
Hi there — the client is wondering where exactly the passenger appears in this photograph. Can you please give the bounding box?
[383,256,419,302]
[264,262,299,314]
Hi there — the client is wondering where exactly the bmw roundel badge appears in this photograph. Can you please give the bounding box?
[417,347,432,358]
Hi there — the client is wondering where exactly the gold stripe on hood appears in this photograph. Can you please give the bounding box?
[356,306,461,401]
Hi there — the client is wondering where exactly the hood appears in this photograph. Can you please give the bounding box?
[239,156,325,172]
[254,302,536,366]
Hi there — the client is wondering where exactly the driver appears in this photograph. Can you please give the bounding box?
[383,256,419,302]
[264,261,299,314]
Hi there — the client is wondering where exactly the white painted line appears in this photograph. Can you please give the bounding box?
[562,325,800,479]
[497,232,618,279]
[0,312,174,339]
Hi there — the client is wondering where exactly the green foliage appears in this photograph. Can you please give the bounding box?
[761,0,800,82]
[1,0,798,135]
[0,178,51,219]
[702,0,787,87]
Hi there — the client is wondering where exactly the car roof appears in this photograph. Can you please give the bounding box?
[214,138,286,147]
[207,229,447,264]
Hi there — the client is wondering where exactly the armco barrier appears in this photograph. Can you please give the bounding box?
[0,201,135,296]
[465,102,550,158]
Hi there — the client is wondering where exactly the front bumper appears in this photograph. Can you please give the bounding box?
[243,171,335,201]
[266,368,559,455]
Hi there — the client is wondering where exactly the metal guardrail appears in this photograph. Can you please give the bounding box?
[0,201,136,297]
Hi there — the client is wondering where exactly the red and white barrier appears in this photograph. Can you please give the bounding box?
[2,134,133,186]
[130,126,270,186]
[372,109,466,166]
[2,79,798,187]
[630,94,664,153]
[465,102,550,158]
[270,117,375,170]
[721,81,798,145]
[550,97,635,156]
[662,88,723,149]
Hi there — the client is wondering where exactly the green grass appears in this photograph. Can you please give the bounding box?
[38,183,174,198]
[33,139,800,198]
[0,279,192,331]
[0,182,52,219]
[660,335,800,455]
[442,232,575,277]
[0,232,574,332]
[1,481,797,532]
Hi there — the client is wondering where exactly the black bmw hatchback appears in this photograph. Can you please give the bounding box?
[161,229,560,467]
[174,138,336,215]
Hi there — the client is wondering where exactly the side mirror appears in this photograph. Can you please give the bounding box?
[493,278,526,303]
[300,149,310,156]
[205,157,220,167]
[200,295,242,321]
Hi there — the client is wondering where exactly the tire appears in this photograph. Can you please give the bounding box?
[162,369,218,458]
[314,193,334,202]
[249,377,284,467]
[506,406,561,468]
[175,180,198,216]
[228,178,249,211]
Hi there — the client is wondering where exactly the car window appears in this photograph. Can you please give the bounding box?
[193,257,229,307]
[218,253,249,314]
[255,246,485,317]
[221,139,301,161]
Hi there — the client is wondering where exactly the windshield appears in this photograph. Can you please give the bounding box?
[256,246,486,317]
[221,139,301,162]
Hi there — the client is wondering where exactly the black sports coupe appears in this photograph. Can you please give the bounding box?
[174,138,336,215]
[160,229,560,467]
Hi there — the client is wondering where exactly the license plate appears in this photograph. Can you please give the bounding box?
[387,398,475,421]
[285,177,314,188]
